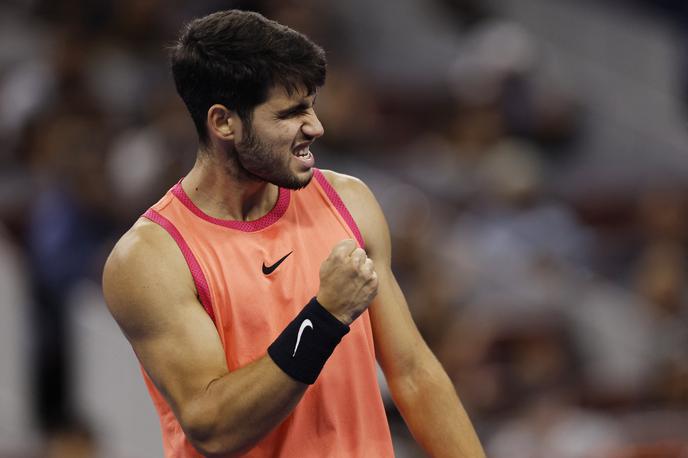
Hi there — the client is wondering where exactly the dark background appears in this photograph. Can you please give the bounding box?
[0,0,686,456]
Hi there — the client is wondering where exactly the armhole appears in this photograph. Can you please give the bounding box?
[142,209,216,324]
[313,169,366,249]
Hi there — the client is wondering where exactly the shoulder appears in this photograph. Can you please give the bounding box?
[318,169,364,188]
[317,169,390,260]
[317,169,375,213]
[102,218,196,337]
[104,218,184,279]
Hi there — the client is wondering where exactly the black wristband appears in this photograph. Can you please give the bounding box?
[268,297,350,384]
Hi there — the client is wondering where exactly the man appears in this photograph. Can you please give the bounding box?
[102,9,485,457]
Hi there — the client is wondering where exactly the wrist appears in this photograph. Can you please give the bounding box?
[268,297,350,384]
[315,295,352,325]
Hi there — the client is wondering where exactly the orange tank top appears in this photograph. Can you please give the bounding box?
[140,169,394,457]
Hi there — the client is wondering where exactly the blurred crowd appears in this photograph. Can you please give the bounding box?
[0,0,687,457]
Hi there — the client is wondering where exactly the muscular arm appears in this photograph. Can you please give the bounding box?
[102,220,307,456]
[323,170,486,458]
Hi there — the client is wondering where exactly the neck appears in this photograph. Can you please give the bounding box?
[181,149,279,222]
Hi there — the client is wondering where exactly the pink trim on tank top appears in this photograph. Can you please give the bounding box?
[142,209,216,323]
[171,181,290,232]
[313,169,366,248]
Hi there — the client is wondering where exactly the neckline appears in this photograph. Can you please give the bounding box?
[171,180,291,232]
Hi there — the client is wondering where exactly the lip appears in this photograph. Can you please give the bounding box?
[291,142,315,169]
[293,141,313,151]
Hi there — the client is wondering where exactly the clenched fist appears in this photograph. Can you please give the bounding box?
[316,239,378,325]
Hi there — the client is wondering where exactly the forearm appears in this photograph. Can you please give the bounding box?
[181,355,307,457]
[389,355,485,458]
[179,296,352,455]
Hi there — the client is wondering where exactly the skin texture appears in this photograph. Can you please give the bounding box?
[232,107,312,190]
[212,85,321,193]
[324,170,485,457]
[102,84,485,457]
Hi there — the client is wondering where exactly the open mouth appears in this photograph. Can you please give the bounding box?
[292,144,314,168]
[293,145,311,158]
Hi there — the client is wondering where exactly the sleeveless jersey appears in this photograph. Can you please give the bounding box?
[140,169,394,457]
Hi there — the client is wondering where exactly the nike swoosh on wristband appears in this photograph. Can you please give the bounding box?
[292,319,313,357]
[262,251,293,275]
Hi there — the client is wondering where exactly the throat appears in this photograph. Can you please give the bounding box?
[238,185,281,221]
[182,161,281,222]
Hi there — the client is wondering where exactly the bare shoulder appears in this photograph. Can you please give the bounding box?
[105,219,168,273]
[318,169,374,214]
[103,217,188,289]
[318,169,390,260]
[103,219,227,414]
[102,218,196,338]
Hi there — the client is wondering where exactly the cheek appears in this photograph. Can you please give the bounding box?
[250,119,299,150]
[269,119,300,140]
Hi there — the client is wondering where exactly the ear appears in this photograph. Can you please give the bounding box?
[207,104,236,141]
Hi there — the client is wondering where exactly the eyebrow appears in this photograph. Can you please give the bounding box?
[275,95,317,118]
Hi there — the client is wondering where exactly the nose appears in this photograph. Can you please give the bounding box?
[302,110,324,139]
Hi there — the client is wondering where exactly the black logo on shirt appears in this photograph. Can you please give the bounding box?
[262,251,293,275]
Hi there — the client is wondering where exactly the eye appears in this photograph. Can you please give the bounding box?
[278,108,309,120]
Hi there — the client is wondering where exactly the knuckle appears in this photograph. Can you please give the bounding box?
[333,239,351,251]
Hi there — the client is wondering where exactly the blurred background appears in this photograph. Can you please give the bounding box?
[0,0,687,457]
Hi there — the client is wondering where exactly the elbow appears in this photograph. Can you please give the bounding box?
[180,401,246,457]
[180,404,222,457]
[190,441,242,458]
[389,357,449,399]
[184,430,227,458]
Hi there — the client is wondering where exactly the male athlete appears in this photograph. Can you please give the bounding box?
[103,10,485,458]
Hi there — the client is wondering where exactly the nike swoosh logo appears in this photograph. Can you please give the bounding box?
[262,251,293,275]
[292,319,313,357]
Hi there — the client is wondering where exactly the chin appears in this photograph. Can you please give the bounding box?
[269,167,313,190]
[297,166,314,181]
[287,170,314,190]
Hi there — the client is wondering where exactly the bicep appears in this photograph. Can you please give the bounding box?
[322,171,429,377]
[369,264,428,376]
[102,223,228,416]
[361,192,438,381]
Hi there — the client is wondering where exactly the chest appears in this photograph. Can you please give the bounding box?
[195,203,354,367]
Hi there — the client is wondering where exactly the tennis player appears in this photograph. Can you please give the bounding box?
[103,9,485,457]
